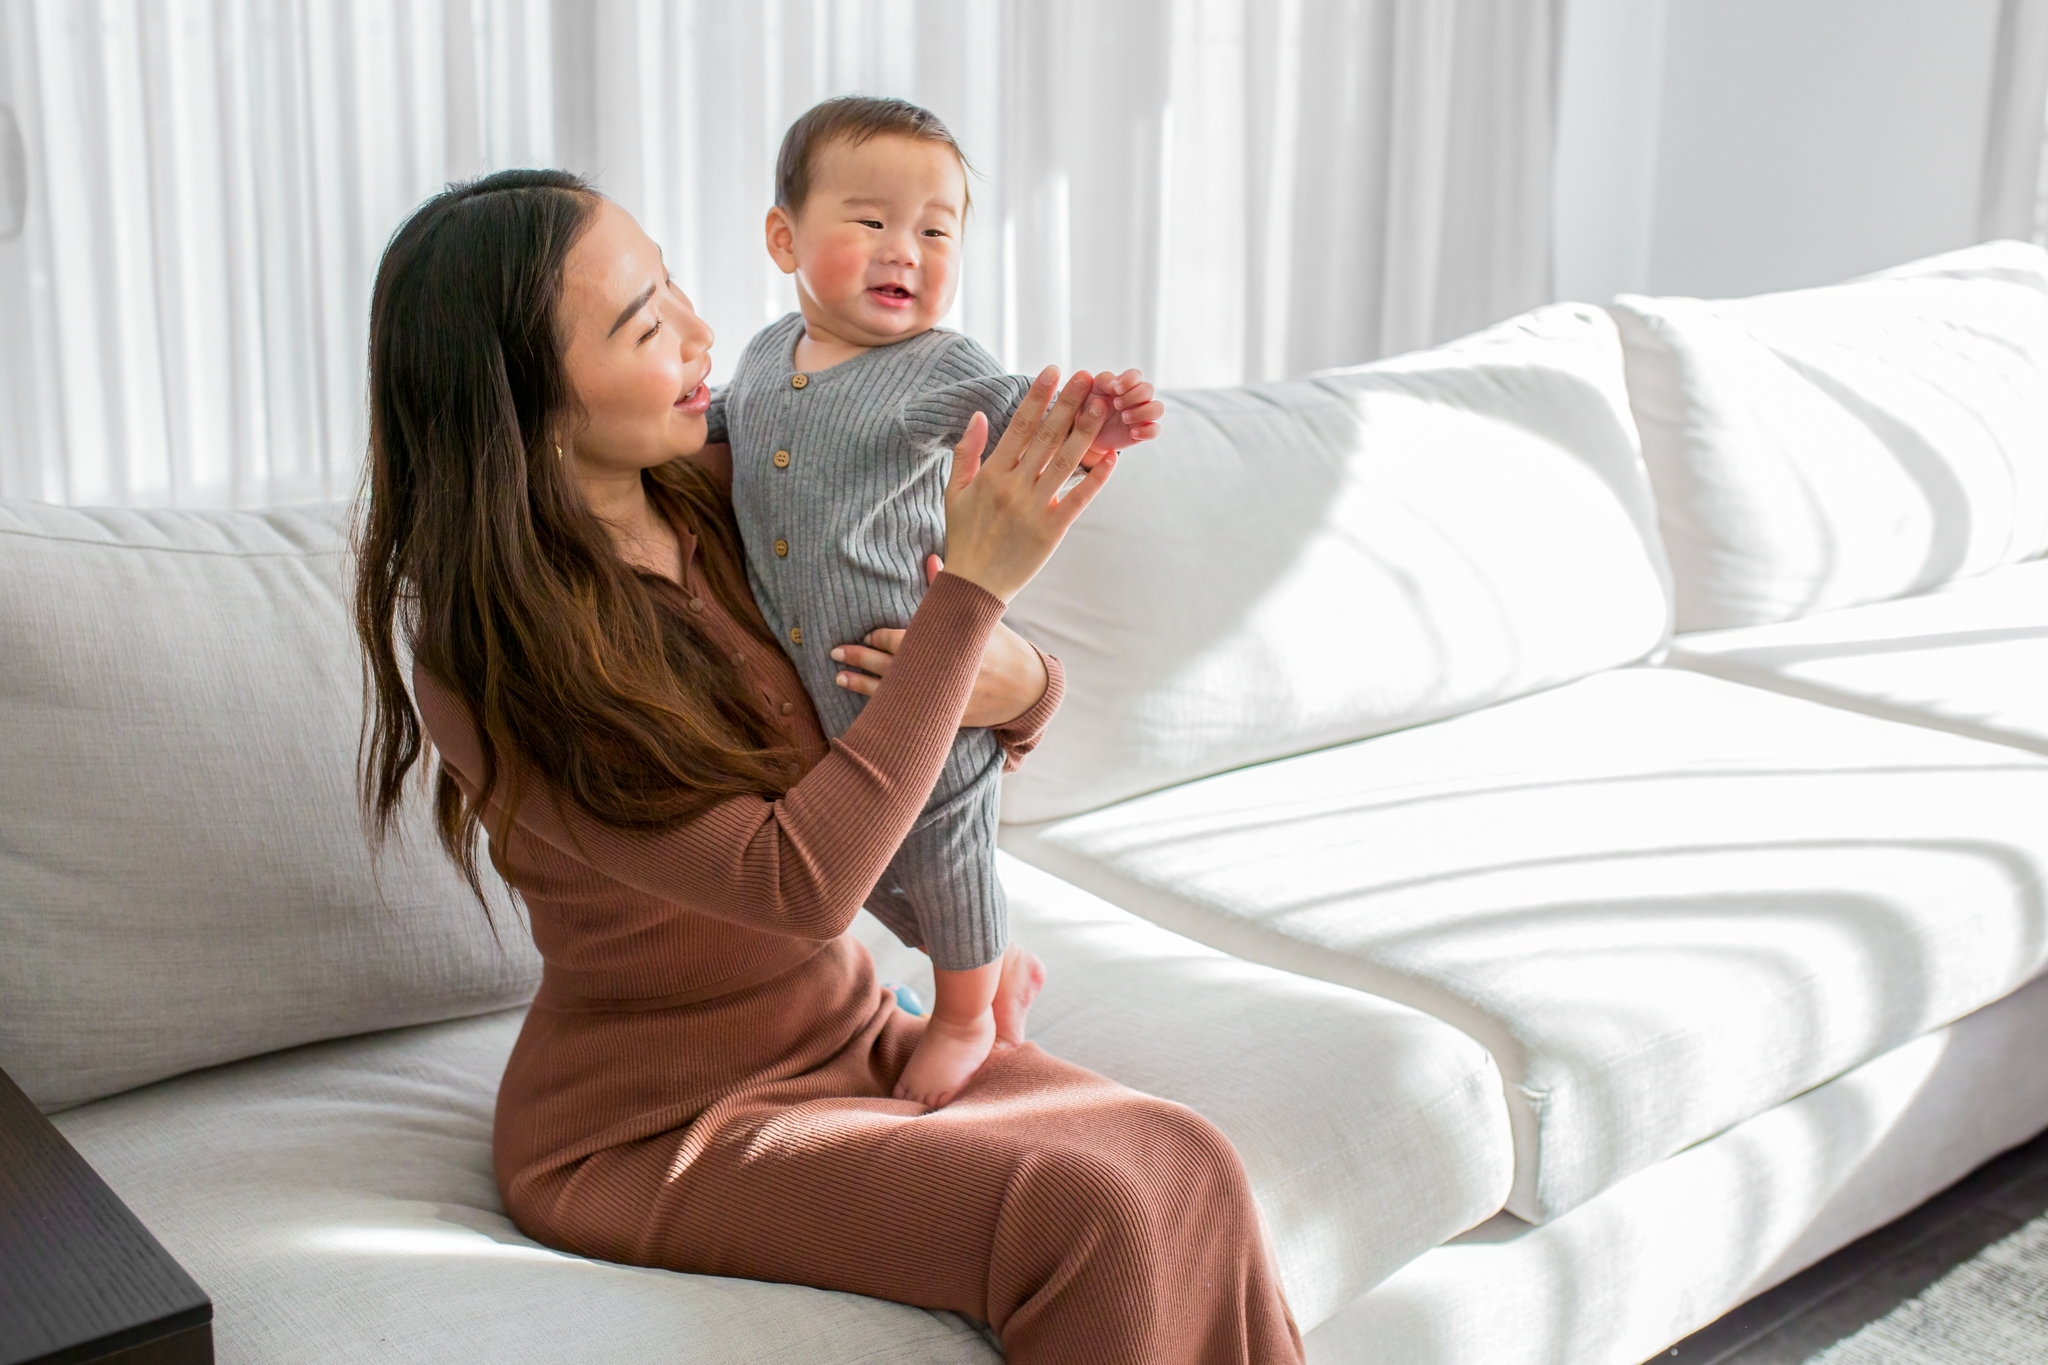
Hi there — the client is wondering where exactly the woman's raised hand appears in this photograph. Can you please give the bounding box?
[938,368,1116,604]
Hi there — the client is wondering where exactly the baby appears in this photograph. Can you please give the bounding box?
[706,95,1161,1107]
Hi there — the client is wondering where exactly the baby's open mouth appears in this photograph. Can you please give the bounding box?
[869,284,915,303]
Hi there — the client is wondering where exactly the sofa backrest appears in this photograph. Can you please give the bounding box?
[1000,303,1673,825]
[1612,240,2048,633]
[0,500,539,1112]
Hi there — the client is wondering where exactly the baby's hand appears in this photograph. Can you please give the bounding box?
[1081,369,1163,466]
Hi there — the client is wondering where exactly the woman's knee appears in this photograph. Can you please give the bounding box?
[1021,1098,1255,1248]
[1124,1096,1254,1199]
[987,1100,1273,1353]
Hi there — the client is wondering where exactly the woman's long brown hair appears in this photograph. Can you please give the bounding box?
[353,170,792,911]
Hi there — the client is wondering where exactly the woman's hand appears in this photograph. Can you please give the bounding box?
[940,368,1116,604]
[831,557,1049,727]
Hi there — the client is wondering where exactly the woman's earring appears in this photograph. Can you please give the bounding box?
[555,442,564,462]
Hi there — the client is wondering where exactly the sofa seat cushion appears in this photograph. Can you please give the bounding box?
[869,855,1513,1330]
[56,1010,997,1365]
[1610,240,2048,632]
[0,499,537,1112]
[1668,558,2048,755]
[54,864,1512,1359]
[1303,971,2048,1365]
[1001,302,1671,824]
[1001,668,2048,1222]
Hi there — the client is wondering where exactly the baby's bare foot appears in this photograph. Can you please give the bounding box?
[992,944,1046,1050]
[893,1009,997,1108]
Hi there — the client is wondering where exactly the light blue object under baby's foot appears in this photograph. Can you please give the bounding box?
[883,982,926,1017]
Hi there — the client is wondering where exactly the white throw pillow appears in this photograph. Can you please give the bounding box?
[1001,303,1672,825]
[0,500,538,1111]
[1612,240,2048,632]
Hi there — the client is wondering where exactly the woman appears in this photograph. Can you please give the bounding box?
[354,168,1303,1364]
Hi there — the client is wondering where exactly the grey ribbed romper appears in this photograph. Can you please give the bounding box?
[709,312,1029,972]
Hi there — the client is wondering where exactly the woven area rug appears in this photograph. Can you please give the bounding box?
[1809,1212,2048,1363]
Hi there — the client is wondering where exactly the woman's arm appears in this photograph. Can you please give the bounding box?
[828,622,1065,768]
[830,551,1052,723]
[417,572,1003,942]
[422,367,1113,941]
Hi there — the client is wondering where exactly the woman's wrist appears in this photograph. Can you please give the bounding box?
[927,569,1006,618]
[928,555,1015,606]
[967,623,1048,729]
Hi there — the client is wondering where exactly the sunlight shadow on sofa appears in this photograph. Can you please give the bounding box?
[1683,624,2048,671]
[1008,697,2048,1221]
[1670,638,2048,754]
[999,306,1671,825]
[1304,974,2048,1365]
[1778,354,1976,600]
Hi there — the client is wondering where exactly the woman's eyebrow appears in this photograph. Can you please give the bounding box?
[607,284,658,338]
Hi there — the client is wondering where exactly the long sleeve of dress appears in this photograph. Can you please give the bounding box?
[416,571,1006,944]
[994,648,1063,772]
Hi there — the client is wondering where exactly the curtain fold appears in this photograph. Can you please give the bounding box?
[0,0,1562,510]
[0,0,555,506]
[1980,0,2048,243]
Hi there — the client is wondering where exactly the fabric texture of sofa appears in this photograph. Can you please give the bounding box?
[4,240,2046,1364]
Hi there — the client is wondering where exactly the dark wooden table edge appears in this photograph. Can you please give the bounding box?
[30,1311,212,1365]
[0,1064,213,1365]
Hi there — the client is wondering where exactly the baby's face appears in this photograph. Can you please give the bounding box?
[778,134,967,346]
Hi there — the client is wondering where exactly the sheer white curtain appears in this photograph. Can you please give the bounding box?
[0,0,555,506]
[0,0,1562,509]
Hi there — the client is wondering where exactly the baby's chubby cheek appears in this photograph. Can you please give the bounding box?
[804,237,884,313]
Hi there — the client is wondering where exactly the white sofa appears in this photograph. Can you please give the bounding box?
[5,240,2047,1364]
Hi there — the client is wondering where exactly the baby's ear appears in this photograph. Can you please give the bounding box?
[763,205,801,274]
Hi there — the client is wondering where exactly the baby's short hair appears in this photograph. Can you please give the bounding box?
[775,95,971,215]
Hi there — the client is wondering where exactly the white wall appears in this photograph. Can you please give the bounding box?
[1553,0,1669,306]
[1556,0,2008,303]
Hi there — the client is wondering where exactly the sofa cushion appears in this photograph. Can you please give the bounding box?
[1000,302,1671,824]
[1304,971,2048,1365]
[1002,667,2048,1221]
[0,499,538,1111]
[1669,558,2048,755]
[51,866,1515,1358]
[868,855,1514,1330]
[57,1010,999,1365]
[1611,239,2048,632]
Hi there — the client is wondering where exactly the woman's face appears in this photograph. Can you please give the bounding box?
[560,198,715,474]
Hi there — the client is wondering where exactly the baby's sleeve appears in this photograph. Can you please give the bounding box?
[900,336,1032,456]
[705,385,730,445]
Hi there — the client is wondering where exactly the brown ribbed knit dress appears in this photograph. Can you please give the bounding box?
[414,521,1304,1364]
